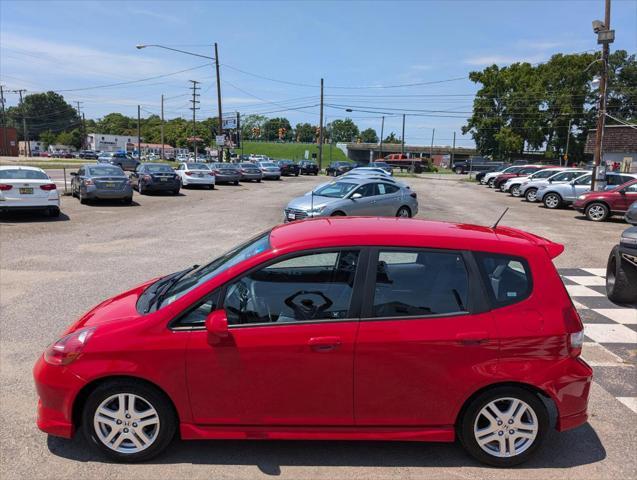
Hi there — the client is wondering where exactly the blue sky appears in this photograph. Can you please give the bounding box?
[1,0,636,147]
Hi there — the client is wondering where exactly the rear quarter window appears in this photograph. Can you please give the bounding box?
[475,253,532,307]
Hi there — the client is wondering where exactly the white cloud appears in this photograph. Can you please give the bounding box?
[515,40,566,50]
[126,7,185,24]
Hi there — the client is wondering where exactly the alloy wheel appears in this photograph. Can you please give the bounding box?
[93,393,160,454]
[544,194,560,208]
[511,186,520,197]
[586,203,608,221]
[396,207,411,218]
[473,397,538,458]
[525,189,537,202]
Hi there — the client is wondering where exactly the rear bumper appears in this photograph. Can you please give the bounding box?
[262,172,280,179]
[240,173,263,181]
[142,181,180,191]
[215,175,241,183]
[182,176,214,185]
[0,197,60,209]
[84,188,133,199]
[553,358,593,432]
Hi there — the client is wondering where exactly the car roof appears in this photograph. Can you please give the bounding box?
[269,217,560,258]
[0,165,45,172]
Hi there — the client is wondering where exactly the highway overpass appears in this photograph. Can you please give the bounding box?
[343,142,478,163]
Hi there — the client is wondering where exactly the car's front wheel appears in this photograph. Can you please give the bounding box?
[606,245,637,304]
[458,386,548,467]
[585,202,610,222]
[511,185,521,197]
[82,380,176,462]
[455,167,463,174]
[525,188,538,202]
[543,192,562,209]
[488,178,496,188]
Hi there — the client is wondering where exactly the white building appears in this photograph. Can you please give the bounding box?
[86,133,139,153]
[18,140,45,156]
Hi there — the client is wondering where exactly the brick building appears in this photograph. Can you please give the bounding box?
[585,124,637,173]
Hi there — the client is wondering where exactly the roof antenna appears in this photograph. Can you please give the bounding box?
[490,207,509,229]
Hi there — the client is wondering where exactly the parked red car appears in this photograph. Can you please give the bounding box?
[493,166,547,191]
[573,178,637,222]
[33,218,591,466]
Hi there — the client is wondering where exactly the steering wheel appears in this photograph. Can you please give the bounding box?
[284,290,333,321]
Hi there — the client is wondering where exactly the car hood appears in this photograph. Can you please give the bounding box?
[65,278,157,333]
[287,195,337,210]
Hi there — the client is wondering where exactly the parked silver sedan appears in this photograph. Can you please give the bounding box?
[285,178,418,222]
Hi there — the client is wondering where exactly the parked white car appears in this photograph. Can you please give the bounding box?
[175,162,216,188]
[0,166,60,217]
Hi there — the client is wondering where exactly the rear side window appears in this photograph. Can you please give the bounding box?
[475,253,532,307]
[371,250,469,318]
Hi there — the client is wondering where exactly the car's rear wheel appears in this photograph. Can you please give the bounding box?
[138,183,145,195]
[257,179,261,183]
[459,386,548,467]
[455,167,463,174]
[82,380,176,463]
[606,245,637,304]
[48,206,61,217]
[488,178,496,188]
[122,197,132,205]
[79,189,88,205]
[234,180,239,185]
[331,211,346,216]
[543,193,562,209]
[525,188,538,202]
[585,202,609,222]
[511,185,521,197]
[396,206,412,218]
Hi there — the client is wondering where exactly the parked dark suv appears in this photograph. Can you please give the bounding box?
[299,160,319,175]
[606,202,637,305]
[277,160,300,176]
[326,161,354,176]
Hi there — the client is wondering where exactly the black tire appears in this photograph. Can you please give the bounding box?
[455,167,463,174]
[122,197,133,205]
[211,184,215,189]
[257,179,261,183]
[79,189,88,205]
[48,206,61,217]
[396,206,412,218]
[585,202,610,222]
[524,188,538,202]
[234,180,239,185]
[458,386,548,468]
[295,172,299,176]
[331,211,346,216]
[138,183,145,195]
[174,189,180,195]
[82,380,176,463]
[543,192,562,209]
[488,178,496,188]
[511,185,521,197]
[606,245,637,304]
[71,183,77,198]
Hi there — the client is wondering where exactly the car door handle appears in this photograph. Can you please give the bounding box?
[308,336,342,352]
[456,331,490,345]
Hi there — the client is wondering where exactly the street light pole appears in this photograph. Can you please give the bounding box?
[214,43,224,161]
[318,78,324,171]
[379,116,384,160]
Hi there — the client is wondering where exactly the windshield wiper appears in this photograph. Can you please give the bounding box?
[147,265,199,312]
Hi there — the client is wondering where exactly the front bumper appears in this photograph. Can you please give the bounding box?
[33,355,86,438]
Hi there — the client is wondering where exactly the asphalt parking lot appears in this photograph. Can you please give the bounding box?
[1,173,635,479]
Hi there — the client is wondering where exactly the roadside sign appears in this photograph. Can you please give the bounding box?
[222,117,237,130]
[304,150,309,160]
[215,135,226,146]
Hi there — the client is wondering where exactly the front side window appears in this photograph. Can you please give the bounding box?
[352,183,376,198]
[625,183,637,193]
[315,182,357,198]
[475,253,532,307]
[552,171,581,182]
[531,169,557,179]
[173,290,221,328]
[224,250,359,325]
[371,250,469,318]
[574,174,592,185]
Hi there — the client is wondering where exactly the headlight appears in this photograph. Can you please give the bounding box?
[577,195,587,200]
[308,206,326,214]
[620,236,637,247]
[521,182,529,186]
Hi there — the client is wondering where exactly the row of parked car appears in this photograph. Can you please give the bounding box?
[478,164,637,223]
[476,164,637,305]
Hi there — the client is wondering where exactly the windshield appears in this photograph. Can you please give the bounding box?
[315,182,358,198]
[146,165,174,173]
[0,169,49,180]
[87,166,124,176]
[160,231,272,308]
[187,163,210,170]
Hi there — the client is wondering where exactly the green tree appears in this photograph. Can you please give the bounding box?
[39,130,56,148]
[383,132,401,144]
[328,118,359,143]
[96,113,134,135]
[241,114,267,140]
[263,117,292,141]
[360,127,378,143]
[294,122,316,142]
[6,91,79,140]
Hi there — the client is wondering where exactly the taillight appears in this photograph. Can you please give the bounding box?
[40,183,57,191]
[208,172,215,176]
[83,179,94,186]
[185,172,194,176]
[563,306,584,357]
[0,184,12,191]
[43,327,95,366]
[410,192,417,198]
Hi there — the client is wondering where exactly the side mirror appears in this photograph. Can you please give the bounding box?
[548,178,553,183]
[205,309,229,339]
[351,193,363,200]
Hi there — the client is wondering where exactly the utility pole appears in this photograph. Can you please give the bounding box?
[75,101,84,150]
[82,113,87,150]
[318,78,324,171]
[14,89,29,157]
[214,43,223,161]
[379,115,385,160]
[430,128,435,160]
[137,105,141,161]
[451,131,456,168]
[0,85,7,156]
[189,80,201,161]
[592,0,613,191]
[160,94,165,160]
[564,118,572,167]
[401,114,406,155]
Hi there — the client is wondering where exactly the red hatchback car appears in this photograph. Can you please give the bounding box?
[573,178,637,222]
[33,218,592,467]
